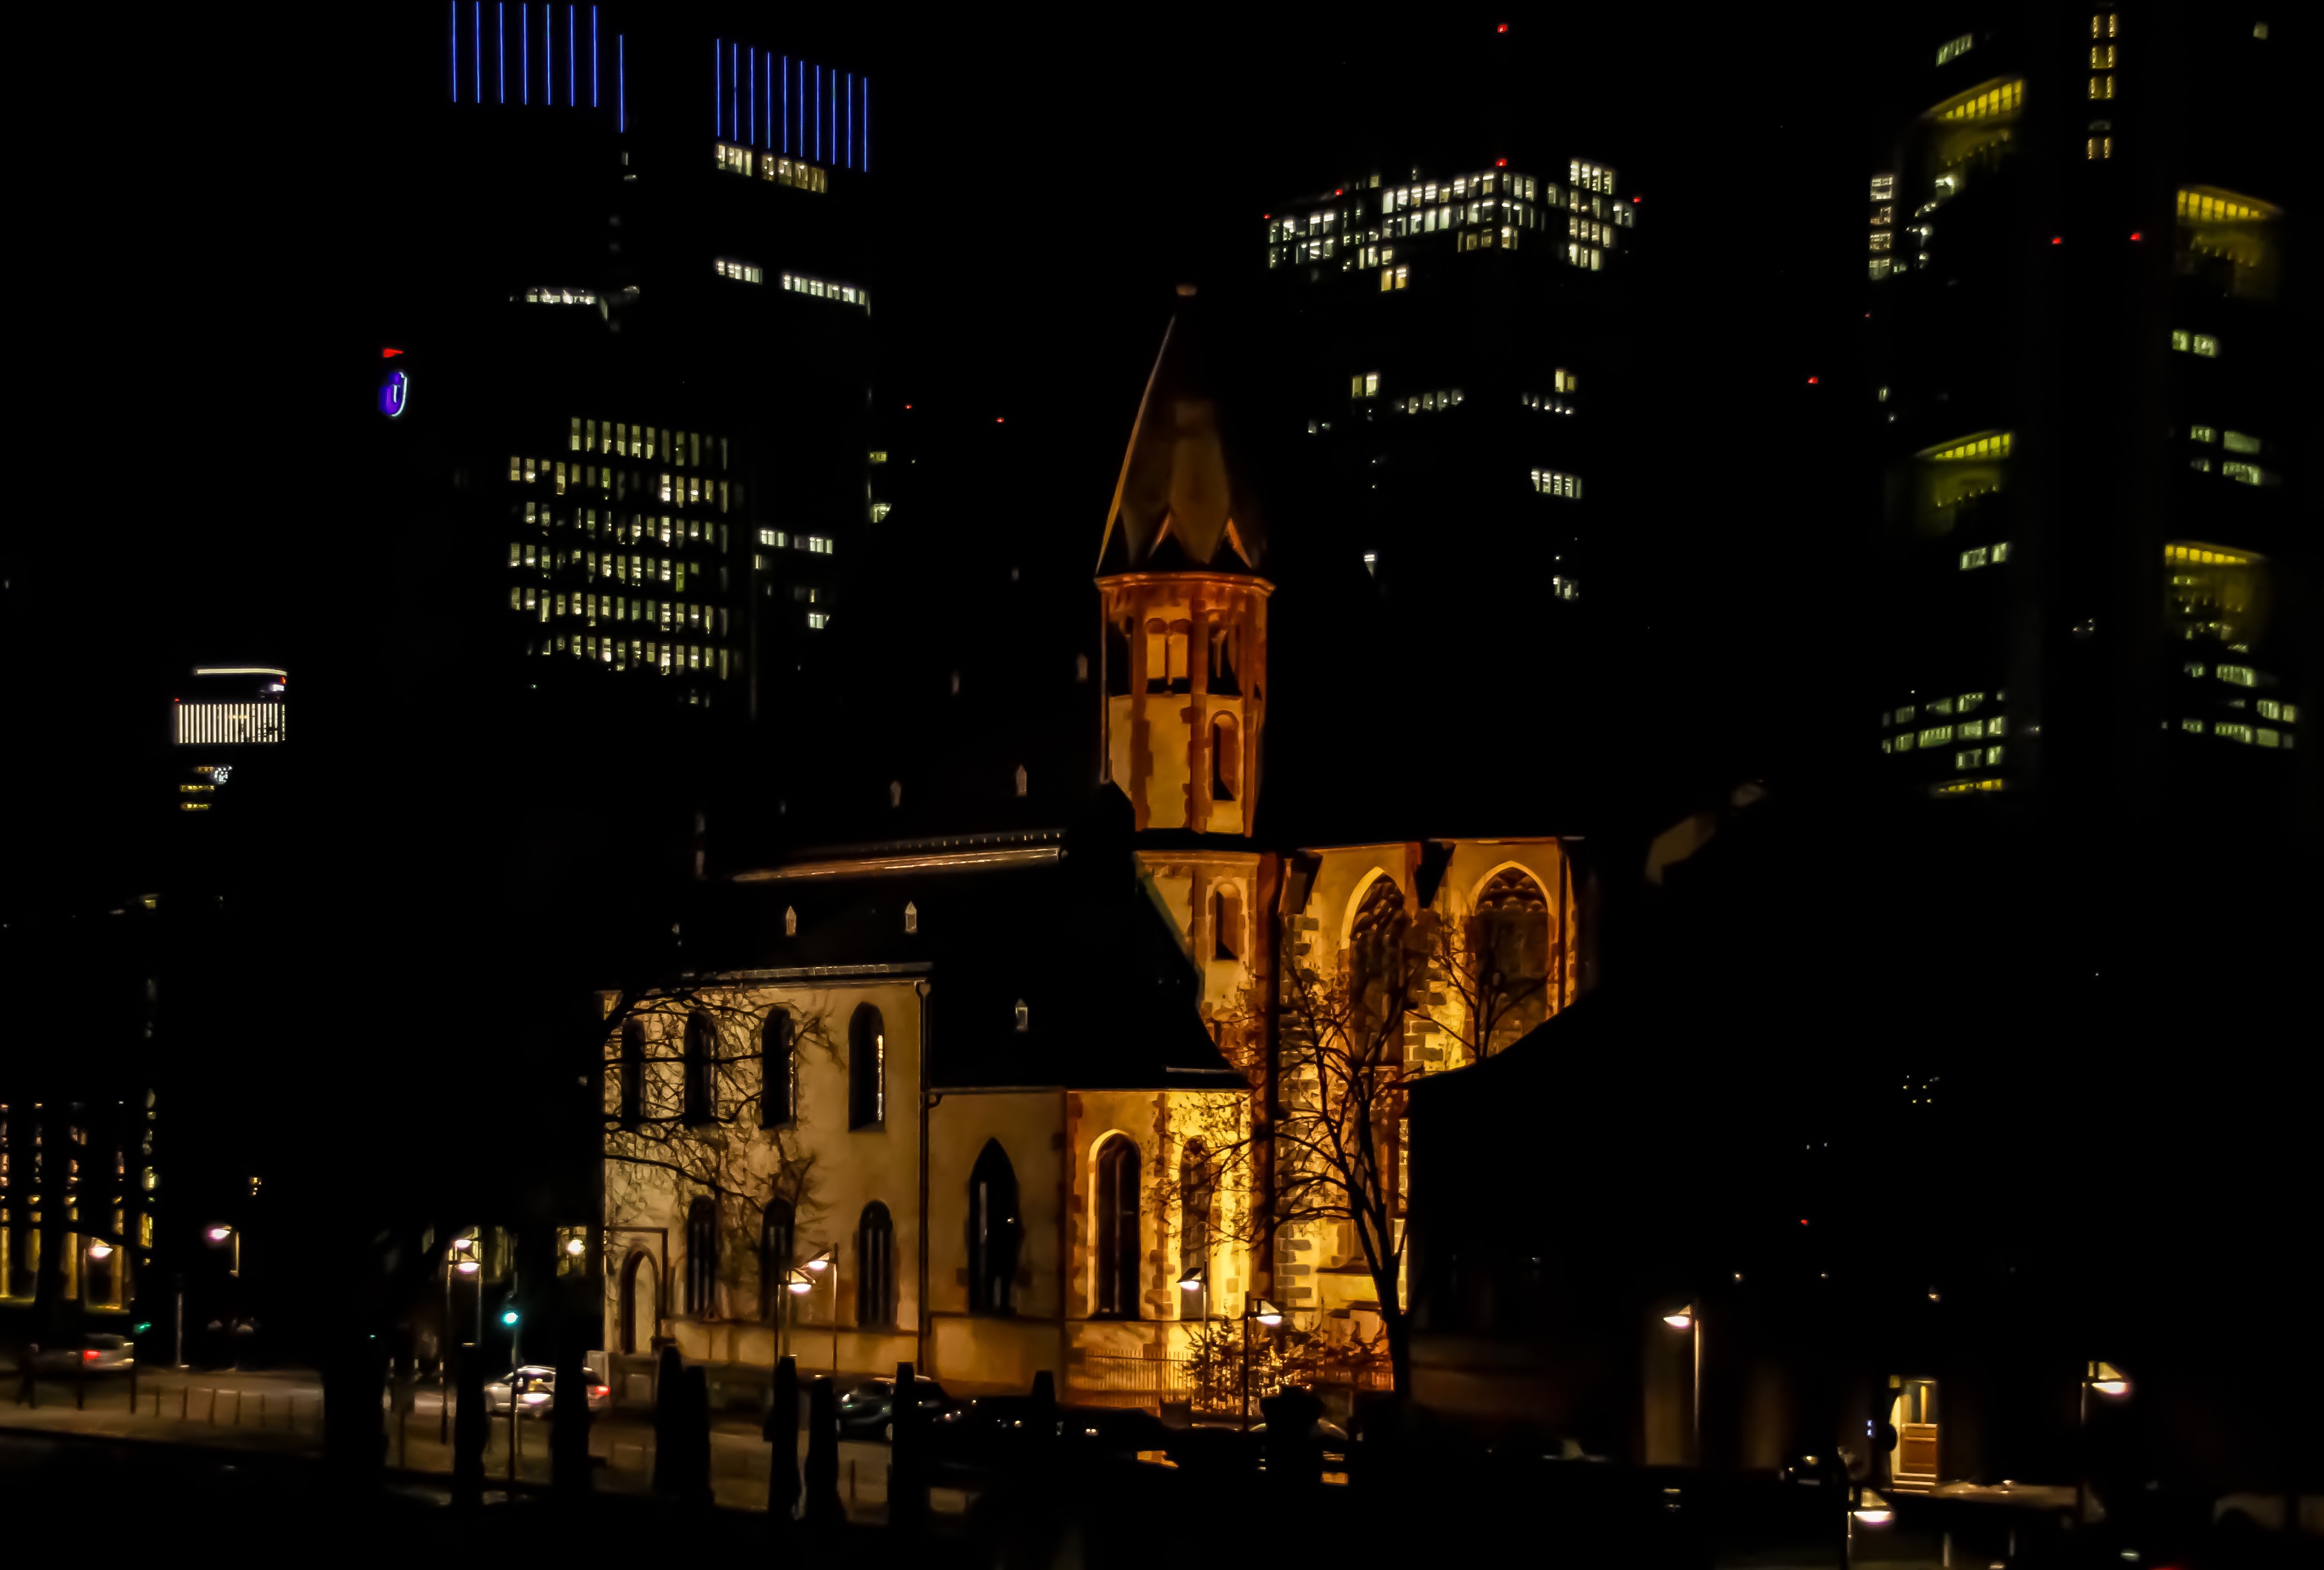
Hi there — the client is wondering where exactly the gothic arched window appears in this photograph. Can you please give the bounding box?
[685,1197,719,1317]
[849,1004,886,1129]
[1094,1135,1141,1318]
[760,1008,795,1128]
[683,1012,718,1126]
[856,1201,897,1327]
[1349,874,1412,1028]
[967,1140,1022,1315]
[618,1018,645,1128]
[758,1196,795,1323]
[1475,867,1553,1055]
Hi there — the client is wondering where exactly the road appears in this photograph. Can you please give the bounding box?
[2,1365,940,1518]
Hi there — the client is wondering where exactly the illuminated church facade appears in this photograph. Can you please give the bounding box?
[597,299,1585,1407]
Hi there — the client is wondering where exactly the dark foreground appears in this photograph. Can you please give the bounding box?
[1,1427,2313,1570]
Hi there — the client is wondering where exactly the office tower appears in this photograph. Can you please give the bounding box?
[1262,157,1640,602]
[370,8,881,728]
[169,665,286,814]
[1865,7,2306,821]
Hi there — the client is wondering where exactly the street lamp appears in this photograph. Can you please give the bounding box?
[1239,1296,1283,1433]
[1178,1269,1211,1410]
[1662,1304,1701,1465]
[2077,1361,2130,1525]
[207,1224,240,1277]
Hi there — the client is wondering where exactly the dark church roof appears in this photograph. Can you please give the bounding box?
[688,789,1246,1094]
[1096,292,1268,578]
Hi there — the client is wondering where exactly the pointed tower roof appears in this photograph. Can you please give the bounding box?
[1096,289,1268,578]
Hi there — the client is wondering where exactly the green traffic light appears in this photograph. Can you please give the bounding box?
[134,1322,153,1334]
[501,1309,519,1326]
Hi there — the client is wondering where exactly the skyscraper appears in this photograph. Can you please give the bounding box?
[1262,157,1640,590]
[370,8,881,728]
[1864,6,2306,823]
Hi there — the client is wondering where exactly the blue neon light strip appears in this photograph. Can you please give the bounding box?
[732,43,740,140]
[520,3,527,103]
[618,32,625,130]
[451,2,458,100]
[713,38,720,136]
[865,76,871,172]
[846,73,852,168]
[568,5,574,105]
[473,4,481,103]
[748,47,755,146]
[591,5,597,106]
[497,4,504,104]
[783,57,789,153]
[815,66,820,161]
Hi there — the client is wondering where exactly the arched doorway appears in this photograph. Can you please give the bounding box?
[618,1248,660,1354]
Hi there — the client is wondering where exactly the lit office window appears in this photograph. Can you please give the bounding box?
[2221,462,2271,486]
[759,528,786,548]
[714,259,765,284]
[807,612,828,630]
[2089,74,2115,99]
[2090,45,2115,67]
[1552,577,1579,601]
[2092,11,2118,36]
[1936,33,1974,65]
[2087,137,2112,160]
[2214,722,2252,744]
[780,272,870,310]
[525,287,597,305]
[870,502,892,523]
[1530,470,1582,499]
[805,536,834,555]
[1919,726,1954,747]
[715,142,755,177]
[2221,430,2260,454]
[2216,665,2256,687]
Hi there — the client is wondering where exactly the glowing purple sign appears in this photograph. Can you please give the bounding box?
[379,369,410,416]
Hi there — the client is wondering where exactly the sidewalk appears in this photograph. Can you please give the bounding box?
[3,1371,918,1520]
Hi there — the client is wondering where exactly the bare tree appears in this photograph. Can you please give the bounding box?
[1183,899,1555,1396]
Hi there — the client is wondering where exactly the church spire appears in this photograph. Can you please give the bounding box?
[1097,288,1272,838]
[1096,287,1266,578]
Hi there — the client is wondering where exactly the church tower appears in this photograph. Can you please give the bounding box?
[1095,291,1274,1018]
[1096,292,1272,839]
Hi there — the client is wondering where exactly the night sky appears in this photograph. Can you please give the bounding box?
[9,4,1894,916]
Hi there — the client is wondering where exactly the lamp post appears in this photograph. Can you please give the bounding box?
[795,1247,837,1378]
[1662,1305,1699,1465]
[207,1224,240,1278]
[442,1235,481,1442]
[2077,1361,2130,1526]
[1178,1268,1210,1411]
[1240,1297,1283,1433]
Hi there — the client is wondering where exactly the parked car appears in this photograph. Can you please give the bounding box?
[835,1376,951,1440]
[483,1365,609,1417]
[33,1335,136,1374]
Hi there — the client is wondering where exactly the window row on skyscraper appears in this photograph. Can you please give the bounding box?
[512,586,727,638]
[716,259,765,284]
[527,630,733,681]
[1530,470,1582,499]
[782,273,868,310]
[568,419,725,466]
[511,540,713,593]
[523,499,726,553]
[714,141,829,193]
[512,454,736,512]
[524,287,599,306]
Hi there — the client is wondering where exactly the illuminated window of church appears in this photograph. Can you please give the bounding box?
[685,1197,718,1316]
[683,1012,719,1127]
[1475,869,1553,1055]
[1211,714,1241,802]
[1180,1139,1215,1317]
[758,1197,795,1324]
[849,1004,886,1130]
[1208,624,1239,694]
[618,1018,645,1128]
[856,1202,897,1326]
[1211,884,1243,962]
[760,1009,795,1129]
[968,1141,1021,1316]
[1349,874,1410,1027]
[1094,1135,1141,1318]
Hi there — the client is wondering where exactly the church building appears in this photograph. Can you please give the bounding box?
[598,294,1589,1409]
